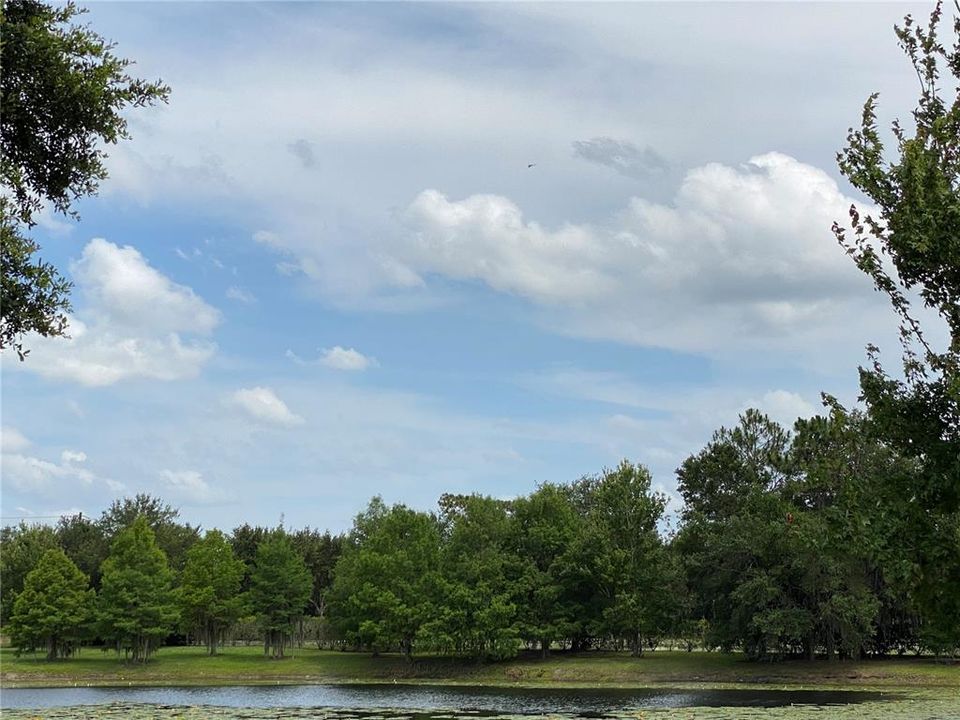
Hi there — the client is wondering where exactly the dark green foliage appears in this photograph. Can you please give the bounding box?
[832,1,960,656]
[0,522,59,623]
[97,517,179,663]
[0,205,71,359]
[425,494,519,659]
[179,530,247,655]
[329,498,441,659]
[508,484,580,657]
[98,494,199,573]
[578,462,672,656]
[8,548,93,659]
[55,513,108,590]
[289,527,343,617]
[0,0,170,224]
[0,0,169,358]
[249,532,312,659]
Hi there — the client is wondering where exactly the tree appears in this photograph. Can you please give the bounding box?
[55,512,108,590]
[0,522,59,623]
[508,484,580,657]
[328,498,441,659]
[98,494,199,572]
[833,0,960,655]
[8,548,94,659]
[97,516,179,663]
[249,532,312,659]
[0,0,169,357]
[0,210,71,359]
[582,461,671,656]
[423,494,519,660]
[179,530,247,655]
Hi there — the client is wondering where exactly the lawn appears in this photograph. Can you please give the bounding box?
[2,645,957,691]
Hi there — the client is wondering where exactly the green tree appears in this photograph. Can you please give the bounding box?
[55,512,108,590]
[179,530,247,655]
[0,522,59,623]
[249,532,312,659]
[8,548,94,659]
[0,210,71,359]
[423,494,519,660]
[0,0,169,357]
[328,498,441,659]
[832,0,960,655]
[583,461,671,656]
[508,484,580,657]
[98,495,199,572]
[97,516,179,662]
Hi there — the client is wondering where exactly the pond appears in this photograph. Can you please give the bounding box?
[1,683,894,712]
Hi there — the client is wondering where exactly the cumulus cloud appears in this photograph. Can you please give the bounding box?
[319,346,377,371]
[14,239,220,386]
[231,386,305,426]
[572,137,669,178]
[60,450,88,464]
[393,153,879,354]
[747,389,818,429]
[2,452,95,495]
[1,426,30,453]
[160,469,229,505]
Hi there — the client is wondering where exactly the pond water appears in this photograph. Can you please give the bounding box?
[1,683,893,712]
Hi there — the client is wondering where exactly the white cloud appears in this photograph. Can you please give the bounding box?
[73,239,219,334]
[230,386,305,426]
[14,239,220,386]
[393,153,881,355]
[319,346,377,371]
[226,286,256,304]
[1,452,95,495]
[159,469,228,505]
[285,346,378,371]
[60,450,88,464]
[747,389,818,429]
[1,426,30,453]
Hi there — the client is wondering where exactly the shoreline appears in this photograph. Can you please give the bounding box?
[2,647,957,692]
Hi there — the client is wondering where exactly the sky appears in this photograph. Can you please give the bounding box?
[0,1,943,533]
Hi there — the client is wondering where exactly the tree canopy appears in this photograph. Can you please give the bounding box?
[0,0,169,359]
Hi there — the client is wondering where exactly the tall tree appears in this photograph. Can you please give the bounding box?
[55,512,108,590]
[832,0,960,655]
[97,516,179,663]
[508,484,580,657]
[8,548,94,659]
[249,532,312,659]
[423,494,519,660]
[329,498,441,659]
[98,495,199,572]
[0,0,169,358]
[0,522,59,623]
[583,461,671,656]
[179,530,247,655]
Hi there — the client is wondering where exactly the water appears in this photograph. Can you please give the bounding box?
[0,683,893,712]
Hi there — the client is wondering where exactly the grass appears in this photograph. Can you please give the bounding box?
[1,645,957,691]
[2,649,958,720]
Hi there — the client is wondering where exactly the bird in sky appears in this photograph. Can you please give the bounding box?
[527,163,536,168]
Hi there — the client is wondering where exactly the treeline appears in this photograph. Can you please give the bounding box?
[2,406,958,663]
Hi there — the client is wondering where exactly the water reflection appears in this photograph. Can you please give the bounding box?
[1,683,893,711]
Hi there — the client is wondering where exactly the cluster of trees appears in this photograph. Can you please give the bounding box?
[4,400,958,663]
[1,496,335,661]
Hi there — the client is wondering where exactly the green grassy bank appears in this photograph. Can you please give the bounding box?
[2,646,957,691]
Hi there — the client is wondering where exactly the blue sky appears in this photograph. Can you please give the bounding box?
[0,1,939,532]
